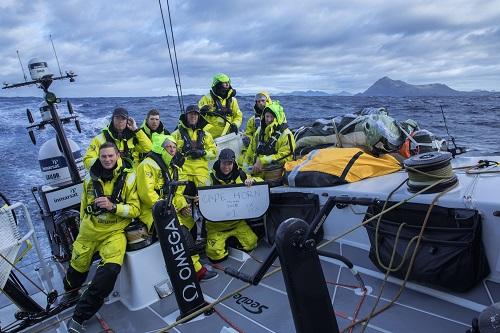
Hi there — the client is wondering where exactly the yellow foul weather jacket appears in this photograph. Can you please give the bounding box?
[83,124,152,170]
[171,115,217,182]
[243,101,296,171]
[78,158,140,242]
[136,155,189,230]
[198,91,243,139]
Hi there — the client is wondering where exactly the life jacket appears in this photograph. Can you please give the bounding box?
[256,122,289,156]
[178,126,205,154]
[146,152,179,198]
[103,129,134,161]
[86,161,130,215]
[209,90,234,118]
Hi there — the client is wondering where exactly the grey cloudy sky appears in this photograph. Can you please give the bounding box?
[1,0,499,97]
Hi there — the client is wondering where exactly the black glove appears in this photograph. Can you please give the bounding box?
[229,123,238,134]
[171,152,185,168]
[200,105,210,116]
[188,149,206,159]
[242,135,251,147]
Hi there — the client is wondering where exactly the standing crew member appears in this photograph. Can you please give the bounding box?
[198,73,243,139]
[83,107,152,169]
[63,142,140,333]
[136,134,217,281]
[206,148,259,262]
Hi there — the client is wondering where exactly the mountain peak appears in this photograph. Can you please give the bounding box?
[361,77,461,97]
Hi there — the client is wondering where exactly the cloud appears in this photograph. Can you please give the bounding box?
[1,0,499,97]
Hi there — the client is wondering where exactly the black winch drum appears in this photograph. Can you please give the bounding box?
[404,151,458,194]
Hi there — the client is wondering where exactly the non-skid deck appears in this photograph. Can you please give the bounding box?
[2,239,494,333]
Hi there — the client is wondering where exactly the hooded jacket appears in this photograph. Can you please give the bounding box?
[198,74,243,139]
[244,91,272,141]
[136,134,188,230]
[83,123,152,170]
[243,101,296,170]
[78,158,140,241]
[171,113,217,178]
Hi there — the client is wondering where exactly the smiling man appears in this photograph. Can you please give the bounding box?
[63,142,140,333]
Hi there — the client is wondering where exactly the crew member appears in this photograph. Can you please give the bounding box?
[206,148,259,262]
[64,142,140,333]
[243,91,272,146]
[83,107,152,169]
[243,100,296,177]
[171,105,216,262]
[140,108,171,140]
[198,73,243,139]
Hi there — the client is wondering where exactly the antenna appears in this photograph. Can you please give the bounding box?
[439,104,466,156]
[16,50,28,82]
[49,34,64,77]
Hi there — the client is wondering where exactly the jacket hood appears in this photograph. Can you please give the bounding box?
[263,101,286,125]
[212,73,231,87]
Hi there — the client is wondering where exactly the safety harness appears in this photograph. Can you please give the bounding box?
[178,126,205,154]
[209,91,234,119]
[103,130,133,161]
[146,152,179,198]
[86,168,128,215]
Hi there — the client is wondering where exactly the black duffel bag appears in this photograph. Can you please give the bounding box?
[364,202,490,292]
[265,192,323,245]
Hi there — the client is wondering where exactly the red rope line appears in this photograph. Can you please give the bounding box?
[214,307,246,333]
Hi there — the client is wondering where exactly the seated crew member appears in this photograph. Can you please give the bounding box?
[140,108,171,139]
[243,100,296,177]
[138,108,171,161]
[243,91,272,147]
[63,142,140,333]
[136,133,217,281]
[172,104,217,265]
[206,148,259,262]
[197,73,243,139]
[83,107,152,169]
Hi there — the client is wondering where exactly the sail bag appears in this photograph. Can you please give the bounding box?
[364,202,490,292]
[284,147,402,187]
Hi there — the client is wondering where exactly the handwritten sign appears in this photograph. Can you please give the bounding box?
[198,183,269,222]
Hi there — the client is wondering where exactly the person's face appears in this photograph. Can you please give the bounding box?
[221,82,230,89]
[256,97,267,111]
[186,112,199,126]
[264,112,275,125]
[147,115,160,131]
[113,115,128,132]
[220,160,234,175]
[99,147,119,170]
[164,141,177,156]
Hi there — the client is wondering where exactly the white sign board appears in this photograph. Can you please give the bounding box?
[44,182,83,212]
[198,183,269,222]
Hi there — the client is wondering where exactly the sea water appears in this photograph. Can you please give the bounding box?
[0,95,499,264]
